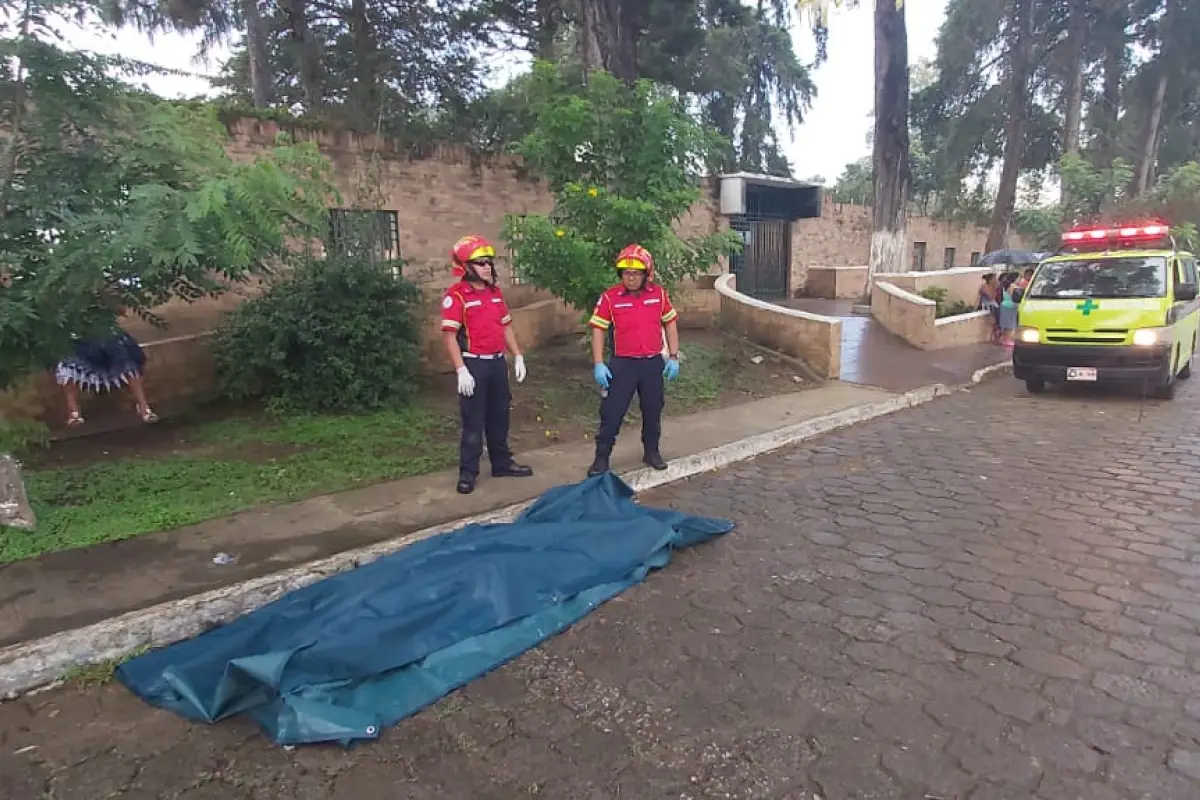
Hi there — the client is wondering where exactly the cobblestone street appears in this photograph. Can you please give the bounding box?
[5,376,1200,799]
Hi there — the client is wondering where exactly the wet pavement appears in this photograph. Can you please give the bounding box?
[786,298,1004,392]
[5,376,1200,798]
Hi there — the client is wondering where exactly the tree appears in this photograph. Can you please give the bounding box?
[797,0,910,284]
[500,63,740,315]
[0,8,334,392]
[985,0,1034,251]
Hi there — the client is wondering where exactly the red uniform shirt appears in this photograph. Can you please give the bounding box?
[588,283,678,357]
[441,281,512,355]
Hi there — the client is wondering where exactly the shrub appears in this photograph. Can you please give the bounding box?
[918,286,974,318]
[212,254,424,413]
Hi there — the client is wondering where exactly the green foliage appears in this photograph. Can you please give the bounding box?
[212,252,425,413]
[0,35,335,392]
[918,286,975,319]
[501,63,741,314]
[0,418,49,458]
[1014,157,1200,251]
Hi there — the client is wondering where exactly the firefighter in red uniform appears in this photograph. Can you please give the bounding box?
[441,235,534,494]
[586,244,681,477]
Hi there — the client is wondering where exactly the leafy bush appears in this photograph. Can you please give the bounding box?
[0,38,333,393]
[918,286,975,318]
[212,254,424,413]
[502,63,741,314]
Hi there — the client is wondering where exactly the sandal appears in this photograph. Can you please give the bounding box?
[66,411,85,428]
[137,404,158,423]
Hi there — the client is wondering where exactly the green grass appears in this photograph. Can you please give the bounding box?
[1,406,457,564]
[0,342,747,564]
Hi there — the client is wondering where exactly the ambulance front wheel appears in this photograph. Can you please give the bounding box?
[1154,378,1177,400]
[1024,378,1046,394]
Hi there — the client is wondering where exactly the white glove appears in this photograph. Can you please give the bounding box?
[514,355,526,383]
[456,365,475,397]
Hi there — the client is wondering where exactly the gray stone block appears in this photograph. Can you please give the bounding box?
[0,454,35,530]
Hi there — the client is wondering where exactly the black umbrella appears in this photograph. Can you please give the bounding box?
[978,249,1040,267]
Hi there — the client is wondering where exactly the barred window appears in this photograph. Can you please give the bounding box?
[328,209,401,270]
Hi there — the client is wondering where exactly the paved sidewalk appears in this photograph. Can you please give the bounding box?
[3,377,1200,798]
[0,383,891,648]
[785,298,1003,391]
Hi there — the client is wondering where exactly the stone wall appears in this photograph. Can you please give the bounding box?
[871,281,993,351]
[804,266,870,300]
[793,202,1011,298]
[1,119,995,427]
[885,266,993,309]
[716,275,841,379]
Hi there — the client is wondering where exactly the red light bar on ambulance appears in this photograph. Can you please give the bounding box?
[1062,222,1170,245]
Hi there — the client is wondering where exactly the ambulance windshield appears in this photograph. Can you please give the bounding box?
[1027,256,1168,299]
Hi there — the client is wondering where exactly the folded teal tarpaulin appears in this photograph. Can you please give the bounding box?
[117,472,734,746]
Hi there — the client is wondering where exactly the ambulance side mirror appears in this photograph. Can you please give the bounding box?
[1176,284,1197,302]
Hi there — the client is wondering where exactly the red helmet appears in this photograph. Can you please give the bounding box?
[450,235,497,278]
[616,244,654,282]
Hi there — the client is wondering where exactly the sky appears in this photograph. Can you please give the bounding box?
[59,1,950,183]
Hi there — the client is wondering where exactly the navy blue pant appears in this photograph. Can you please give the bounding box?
[459,357,513,479]
[597,355,665,456]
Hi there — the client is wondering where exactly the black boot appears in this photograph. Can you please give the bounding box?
[643,452,668,470]
[492,461,533,478]
[456,472,476,495]
[587,450,610,477]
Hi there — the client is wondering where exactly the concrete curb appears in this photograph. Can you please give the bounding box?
[0,364,1013,700]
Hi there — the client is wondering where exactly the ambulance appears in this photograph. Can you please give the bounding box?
[1013,221,1198,399]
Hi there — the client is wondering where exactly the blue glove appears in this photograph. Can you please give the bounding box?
[663,358,680,380]
[593,362,612,388]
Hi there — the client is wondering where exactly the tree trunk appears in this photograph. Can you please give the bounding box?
[533,0,561,61]
[240,0,274,108]
[868,0,910,286]
[0,0,33,221]
[1097,3,1126,167]
[283,0,323,111]
[578,0,637,82]
[1131,0,1173,197]
[985,0,1033,253]
[1062,0,1085,155]
[347,0,381,125]
[1132,68,1168,196]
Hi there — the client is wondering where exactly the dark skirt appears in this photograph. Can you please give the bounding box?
[55,330,147,391]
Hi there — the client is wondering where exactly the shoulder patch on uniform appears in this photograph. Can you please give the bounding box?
[442,295,454,309]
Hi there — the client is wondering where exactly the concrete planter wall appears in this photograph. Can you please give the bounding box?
[716,274,841,378]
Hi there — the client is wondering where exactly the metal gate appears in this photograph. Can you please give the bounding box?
[730,218,791,300]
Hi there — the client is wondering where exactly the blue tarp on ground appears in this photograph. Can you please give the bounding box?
[116,473,734,746]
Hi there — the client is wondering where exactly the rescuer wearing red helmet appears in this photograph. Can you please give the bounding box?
[441,234,533,494]
[585,244,681,477]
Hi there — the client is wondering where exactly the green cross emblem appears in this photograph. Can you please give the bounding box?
[1076,298,1099,315]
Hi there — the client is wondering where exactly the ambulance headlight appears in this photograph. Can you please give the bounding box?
[1131,328,1163,346]
[1017,327,1039,343]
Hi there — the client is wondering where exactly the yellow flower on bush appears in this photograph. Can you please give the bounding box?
[555,228,565,237]
[587,187,598,197]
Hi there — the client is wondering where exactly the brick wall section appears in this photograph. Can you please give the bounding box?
[0,120,1005,428]
[124,120,1006,337]
[792,200,1012,297]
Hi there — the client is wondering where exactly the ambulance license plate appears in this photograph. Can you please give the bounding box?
[1066,367,1097,381]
